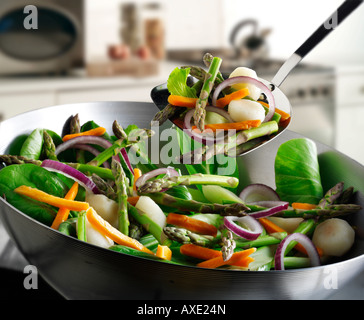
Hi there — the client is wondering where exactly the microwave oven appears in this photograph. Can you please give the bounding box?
[0,0,84,75]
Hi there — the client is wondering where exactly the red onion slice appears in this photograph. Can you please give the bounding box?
[224,215,263,240]
[41,159,101,194]
[183,107,231,144]
[248,201,289,219]
[212,76,276,123]
[134,167,180,190]
[55,136,113,155]
[274,233,321,270]
[239,183,281,203]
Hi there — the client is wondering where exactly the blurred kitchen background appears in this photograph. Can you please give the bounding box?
[0,0,364,164]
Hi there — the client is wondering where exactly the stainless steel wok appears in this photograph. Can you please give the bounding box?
[0,101,363,300]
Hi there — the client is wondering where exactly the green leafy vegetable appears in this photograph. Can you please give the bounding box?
[19,128,44,160]
[0,164,78,225]
[274,138,323,204]
[167,67,197,98]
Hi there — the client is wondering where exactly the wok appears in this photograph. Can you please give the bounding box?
[0,101,363,300]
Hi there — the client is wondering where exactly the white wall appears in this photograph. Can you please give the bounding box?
[85,0,364,65]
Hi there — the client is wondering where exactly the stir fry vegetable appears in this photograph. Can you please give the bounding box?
[0,111,361,271]
[153,53,291,163]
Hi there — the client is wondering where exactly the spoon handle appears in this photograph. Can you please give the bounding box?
[272,0,363,87]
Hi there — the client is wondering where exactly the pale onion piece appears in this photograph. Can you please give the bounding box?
[77,217,114,248]
[228,99,265,123]
[229,67,261,100]
[135,196,166,229]
[312,218,355,257]
[268,217,304,234]
[85,192,119,229]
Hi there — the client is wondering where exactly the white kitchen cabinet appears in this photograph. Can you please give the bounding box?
[0,92,56,121]
[335,70,364,165]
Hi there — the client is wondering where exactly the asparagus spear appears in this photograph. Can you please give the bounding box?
[145,192,249,216]
[91,174,117,201]
[0,154,42,166]
[317,182,344,209]
[152,103,184,126]
[111,159,129,236]
[69,114,85,164]
[274,204,361,219]
[221,229,236,261]
[163,226,217,247]
[112,120,128,141]
[234,232,287,249]
[42,130,58,161]
[194,56,222,131]
[180,121,279,163]
[138,173,239,194]
[202,53,225,85]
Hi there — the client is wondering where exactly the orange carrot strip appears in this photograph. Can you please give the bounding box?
[292,202,318,210]
[259,218,323,257]
[233,256,255,268]
[197,248,256,269]
[168,95,198,108]
[215,88,250,108]
[180,244,222,260]
[62,127,107,142]
[167,213,218,236]
[156,245,172,261]
[51,182,79,230]
[14,185,89,211]
[133,168,142,192]
[192,119,261,133]
[86,207,153,254]
[127,196,140,206]
[258,101,291,122]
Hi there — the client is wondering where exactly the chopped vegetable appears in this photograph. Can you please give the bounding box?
[167,213,218,236]
[258,101,291,122]
[180,244,222,260]
[312,218,355,257]
[292,202,318,210]
[127,196,140,206]
[156,245,172,261]
[86,207,153,254]
[51,181,79,230]
[62,127,107,142]
[167,95,198,108]
[14,185,89,211]
[215,88,250,108]
[133,168,142,192]
[197,248,256,269]
[228,99,266,123]
[192,119,261,132]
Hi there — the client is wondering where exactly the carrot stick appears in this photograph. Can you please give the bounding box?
[233,256,255,268]
[133,168,142,192]
[62,127,107,142]
[192,119,261,132]
[197,248,256,269]
[258,101,291,122]
[86,207,153,254]
[259,218,323,257]
[167,213,218,236]
[291,202,317,210]
[180,244,222,260]
[51,182,79,230]
[168,95,198,108]
[156,245,172,261]
[14,185,89,211]
[127,196,140,206]
[215,88,250,108]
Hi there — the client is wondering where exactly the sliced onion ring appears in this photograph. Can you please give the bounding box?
[183,106,232,144]
[239,183,281,203]
[212,76,276,123]
[274,233,321,270]
[134,167,179,190]
[224,215,263,240]
[41,159,101,194]
[248,201,289,219]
